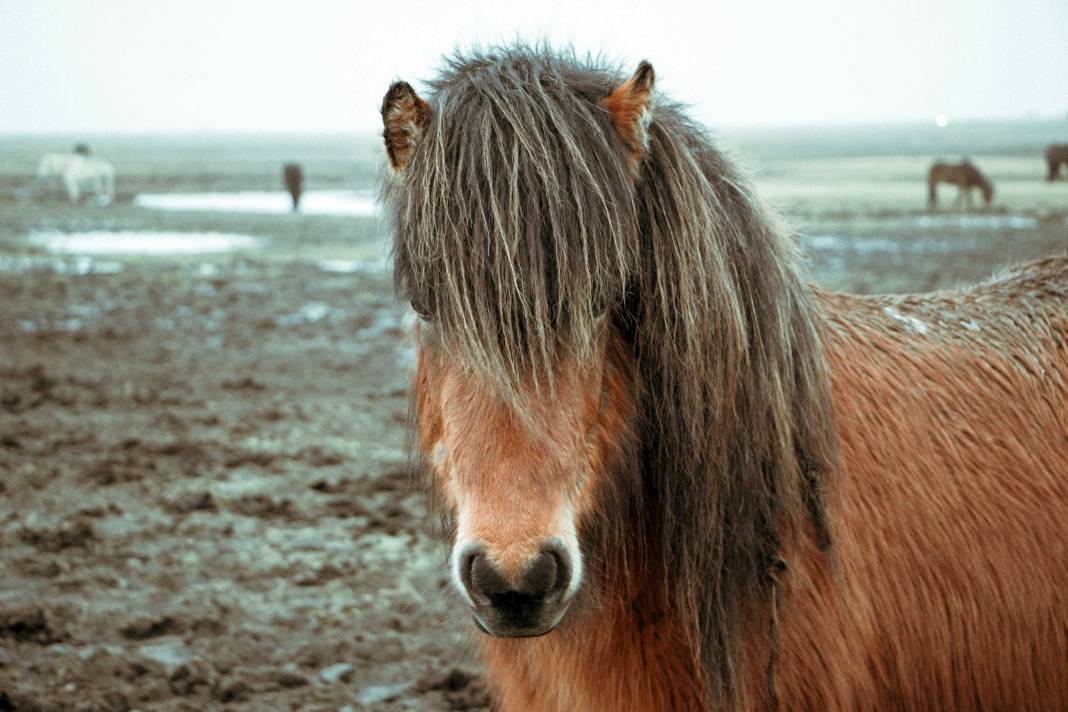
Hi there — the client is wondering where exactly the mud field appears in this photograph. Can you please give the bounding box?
[1,126,1067,710]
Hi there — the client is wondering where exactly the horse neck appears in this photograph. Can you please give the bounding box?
[480,577,707,711]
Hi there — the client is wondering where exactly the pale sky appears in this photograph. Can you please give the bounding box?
[1,0,1066,133]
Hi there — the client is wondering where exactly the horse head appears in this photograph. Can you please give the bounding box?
[383,57,654,636]
[381,48,834,695]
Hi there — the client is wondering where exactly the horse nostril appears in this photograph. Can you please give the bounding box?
[518,544,570,597]
[463,547,509,599]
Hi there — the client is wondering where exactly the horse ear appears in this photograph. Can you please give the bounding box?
[382,81,431,172]
[603,61,655,168]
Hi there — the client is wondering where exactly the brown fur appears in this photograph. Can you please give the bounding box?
[763,266,1068,710]
[383,45,1068,710]
[928,160,994,209]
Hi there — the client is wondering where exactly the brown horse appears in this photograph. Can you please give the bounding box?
[381,46,1068,711]
[1047,143,1068,181]
[927,159,994,209]
[283,163,304,211]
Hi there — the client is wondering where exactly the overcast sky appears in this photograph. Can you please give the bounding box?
[2,0,1065,133]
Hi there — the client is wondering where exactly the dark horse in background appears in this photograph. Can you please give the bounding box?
[1047,144,1068,181]
[927,159,993,209]
[383,46,1068,711]
[283,163,304,211]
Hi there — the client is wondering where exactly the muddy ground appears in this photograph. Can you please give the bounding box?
[1,128,1067,710]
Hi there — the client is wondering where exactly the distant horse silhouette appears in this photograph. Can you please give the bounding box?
[383,45,1068,711]
[283,163,304,211]
[38,154,114,204]
[928,159,993,209]
[1046,144,1068,181]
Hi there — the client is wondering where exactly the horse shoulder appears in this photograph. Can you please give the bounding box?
[777,274,1068,709]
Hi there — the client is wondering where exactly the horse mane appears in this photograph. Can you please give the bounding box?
[386,44,837,707]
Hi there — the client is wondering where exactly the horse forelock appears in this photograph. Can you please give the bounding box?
[388,46,640,392]
[385,44,838,708]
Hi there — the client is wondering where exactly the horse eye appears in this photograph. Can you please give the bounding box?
[410,300,433,321]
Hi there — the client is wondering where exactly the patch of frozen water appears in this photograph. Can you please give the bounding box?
[134,190,379,217]
[0,255,125,275]
[803,234,996,255]
[19,318,87,334]
[277,301,334,326]
[912,214,1037,230]
[138,637,194,674]
[804,235,902,253]
[357,683,410,706]
[317,258,390,274]
[30,230,258,255]
[79,644,126,660]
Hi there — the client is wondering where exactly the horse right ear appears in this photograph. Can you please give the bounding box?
[603,61,655,170]
[382,81,430,172]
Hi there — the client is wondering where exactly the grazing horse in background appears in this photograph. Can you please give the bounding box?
[283,163,304,211]
[62,157,115,205]
[381,46,1068,711]
[36,144,92,181]
[1047,144,1068,181]
[37,154,115,204]
[927,159,994,209]
[37,153,81,181]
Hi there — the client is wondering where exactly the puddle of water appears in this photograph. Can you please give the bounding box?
[30,231,258,255]
[912,214,1037,230]
[317,258,390,274]
[804,235,900,253]
[803,234,986,254]
[0,254,125,274]
[276,301,334,326]
[138,637,194,674]
[133,190,379,217]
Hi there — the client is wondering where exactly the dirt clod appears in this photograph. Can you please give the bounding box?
[17,519,95,552]
[120,616,181,641]
[0,608,66,645]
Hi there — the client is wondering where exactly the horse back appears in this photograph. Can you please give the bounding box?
[773,257,1068,710]
[1047,144,1068,161]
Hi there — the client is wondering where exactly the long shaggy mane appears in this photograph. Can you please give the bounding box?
[385,44,838,707]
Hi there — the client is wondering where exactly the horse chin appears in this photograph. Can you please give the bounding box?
[470,602,572,639]
[472,615,559,639]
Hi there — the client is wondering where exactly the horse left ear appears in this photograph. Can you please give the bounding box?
[603,61,655,169]
[382,81,431,172]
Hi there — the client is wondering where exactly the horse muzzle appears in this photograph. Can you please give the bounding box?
[455,539,577,637]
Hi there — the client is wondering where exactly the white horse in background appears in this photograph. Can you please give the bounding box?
[37,153,115,205]
[37,153,81,180]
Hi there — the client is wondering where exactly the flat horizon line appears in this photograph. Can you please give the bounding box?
[1,115,1065,139]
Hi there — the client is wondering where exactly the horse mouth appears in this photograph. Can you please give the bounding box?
[467,591,573,639]
[471,613,559,638]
